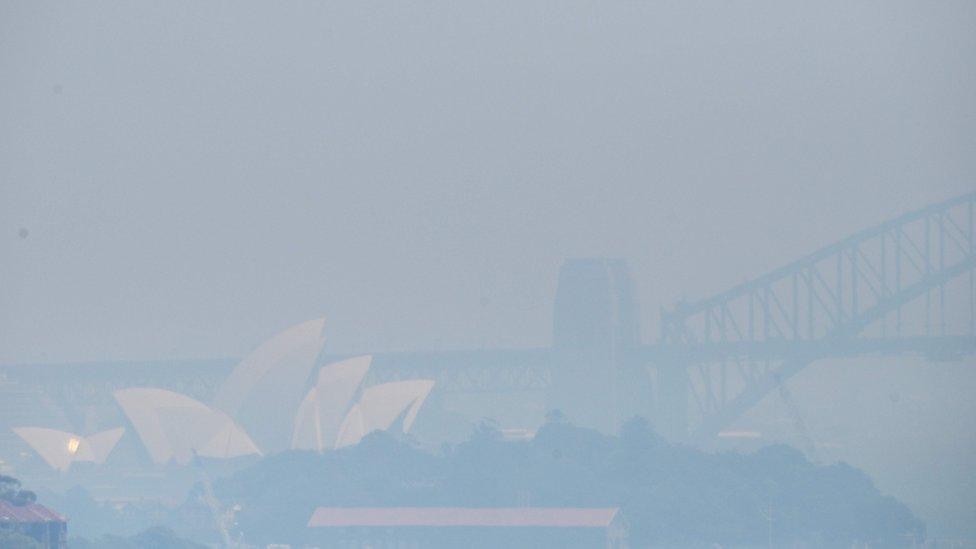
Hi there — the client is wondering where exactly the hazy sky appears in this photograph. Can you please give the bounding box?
[3,1,976,539]
[2,1,974,364]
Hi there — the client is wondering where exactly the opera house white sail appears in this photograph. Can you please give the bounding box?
[12,427,125,472]
[334,379,435,449]
[113,388,260,465]
[109,319,435,464]
[291,357,435,452]
[291,355,372,453]
[213,318,327,453]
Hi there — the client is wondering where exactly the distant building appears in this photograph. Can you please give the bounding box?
[307,506,627,548]
[0,500,67,549]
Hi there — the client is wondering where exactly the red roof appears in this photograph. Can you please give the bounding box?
[308,507,619,528]
[0,500,66,523]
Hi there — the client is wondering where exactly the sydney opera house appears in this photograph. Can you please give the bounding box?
[0,259,641,487]
[6,318,436,473]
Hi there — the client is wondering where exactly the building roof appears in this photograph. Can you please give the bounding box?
[0,500,66,524]
[307,507,619,528]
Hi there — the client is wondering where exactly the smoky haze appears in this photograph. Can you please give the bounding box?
[3,1,974,363]
[1,0,975,545]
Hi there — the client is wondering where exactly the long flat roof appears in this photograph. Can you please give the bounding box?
[307,507,619,528]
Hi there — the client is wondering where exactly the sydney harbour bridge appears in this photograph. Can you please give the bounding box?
[1,192,974,448]
[369,191,976,444]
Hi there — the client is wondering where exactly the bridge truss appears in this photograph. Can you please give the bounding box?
[654,192,976,442]
[4,195,974,448]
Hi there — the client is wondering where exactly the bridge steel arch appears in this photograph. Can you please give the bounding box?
[655,192,976,443]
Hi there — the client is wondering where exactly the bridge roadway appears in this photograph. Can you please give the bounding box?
[2,192,973,442]
[2,333,971,399]
[0,333,971,454]
[364,334,976,392]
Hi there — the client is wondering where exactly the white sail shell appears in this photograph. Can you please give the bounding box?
[334,379,434,449]
[291,356,371,452]
[12,427,124,472]
[213,318,326,452]
[114,388,260,465]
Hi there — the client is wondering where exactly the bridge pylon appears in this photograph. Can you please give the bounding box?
[549,258,648,434]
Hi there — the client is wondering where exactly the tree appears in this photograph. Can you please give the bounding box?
[618,416,664,455]
[69,526,206,549]
[545,409,569,424]
[0,475,37,506]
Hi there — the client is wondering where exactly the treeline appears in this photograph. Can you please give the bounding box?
[70,526,206,549]
[214,416,924,547]
[0,474,36,506]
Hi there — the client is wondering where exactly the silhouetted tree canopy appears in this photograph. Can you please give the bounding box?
[0,475,37,506]
[70,526,206,549]
[213,417,924,547]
